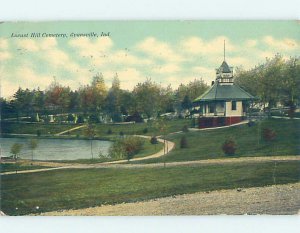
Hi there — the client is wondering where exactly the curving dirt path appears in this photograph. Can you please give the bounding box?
[38,182,300,215]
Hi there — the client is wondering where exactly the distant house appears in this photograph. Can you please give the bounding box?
[193,58,256,128]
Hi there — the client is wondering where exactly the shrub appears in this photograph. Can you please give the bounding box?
[89,114,100,123]
[36,130,41,137]
[67,114,75,122]
[247,121,255,127]
[180,135,188,148]
[119,131,124,136]
[262,128,276,142]
[107,128,113,134]
[143,128,148,134]
[222,139,237,156]
[76,115,84,124]
[182,125,189,132]
[109,136,144,161]
[150,136,158,144]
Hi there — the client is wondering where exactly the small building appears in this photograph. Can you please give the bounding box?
[193,59,256,128]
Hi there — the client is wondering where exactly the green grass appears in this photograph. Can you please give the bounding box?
[0,163,50,173]
[70,119,192,137]
[134,118,300,163]
[1,122,76,135]
[1,161,299,215]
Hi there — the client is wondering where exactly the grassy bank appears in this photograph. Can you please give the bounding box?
[134,119,300,163]
[1,161,299,215]
[1,122,76,135]
[69,119,192,137]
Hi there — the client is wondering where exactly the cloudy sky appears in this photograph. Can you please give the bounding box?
[0,21,299,98]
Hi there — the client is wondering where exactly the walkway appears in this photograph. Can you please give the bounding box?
[55,125,86,136]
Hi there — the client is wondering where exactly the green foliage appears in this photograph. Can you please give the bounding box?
[180,135,188,148]
[109,136,144,160]
[143,128,148,134]
[235,55,300,108]
[76,115,84,124]
[67,114,75,122]
[262,128,277,142]
[36,130,41,137]
[107,128,113,134]
[150,136,158,144]
[10,143,23,159]
[222,139,237,156]
[182,125,189,132]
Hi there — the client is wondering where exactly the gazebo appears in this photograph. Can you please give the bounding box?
[193,59,256,128]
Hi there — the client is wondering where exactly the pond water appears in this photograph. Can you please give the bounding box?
[0,138,112,160]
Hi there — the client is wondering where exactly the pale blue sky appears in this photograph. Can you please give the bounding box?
[0,21,299,98]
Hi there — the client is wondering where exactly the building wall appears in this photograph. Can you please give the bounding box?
[225,101,243,117]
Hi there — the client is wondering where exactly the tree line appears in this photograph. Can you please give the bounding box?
[235,55,300,111]
[1,73,208,122]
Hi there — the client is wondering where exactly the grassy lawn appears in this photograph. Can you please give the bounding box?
[1,161,299,215]
[69,119,192,137]
[1,162,51,173]
[1,122,76,135]
[134,118,300,163]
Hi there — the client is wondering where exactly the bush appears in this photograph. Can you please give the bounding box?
[150,136,158,144]
[109,136,144,160]
[89,114,100,123]
[182,125,189,132]
[119,131,124,136]
[143,128,148,134]
[247,121,255,127]
[36,130,41,137]
[107,128,113,134]
[222,139,237,156]
[67,114,75,122]
[262,128,276,142]
[76,115,84,124]
[180,135,188,148]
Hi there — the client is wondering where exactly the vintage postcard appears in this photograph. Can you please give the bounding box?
[0,21,299,216]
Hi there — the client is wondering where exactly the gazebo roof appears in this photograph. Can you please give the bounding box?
[193,82,256,102]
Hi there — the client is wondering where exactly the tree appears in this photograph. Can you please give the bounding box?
[222,139,237,156]
[133,79,161,118]
[28,139,38,161]
[10,143,23,160]
[105,75,122,122]
[45,81,71,116]
[84,124,96,159]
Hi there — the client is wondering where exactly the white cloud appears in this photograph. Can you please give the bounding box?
[192,66,215,80]
[136,37,184,63]
[0,38,8,50]
[0,51,11,61]
[16,39,39,51]
[245,39,257,47]
[69,37,113,58]
[263,36,299,50]
[103,68,146,90]
[153,64,181,74]
[180,36,235,55]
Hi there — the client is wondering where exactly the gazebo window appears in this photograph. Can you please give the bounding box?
[231,101,237,110]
